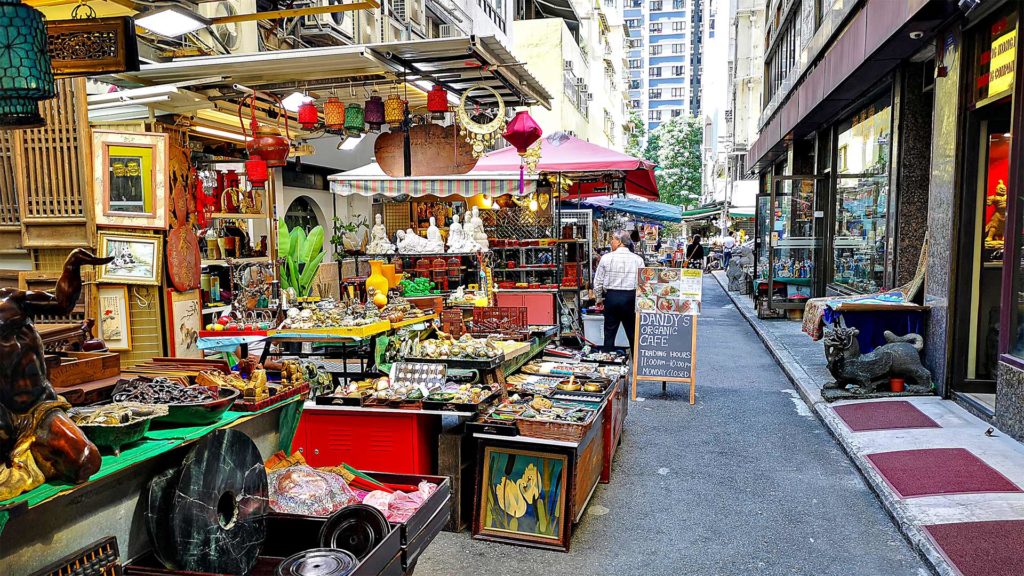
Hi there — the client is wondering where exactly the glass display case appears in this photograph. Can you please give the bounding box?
[756,176,825,311]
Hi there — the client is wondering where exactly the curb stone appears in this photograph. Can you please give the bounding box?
[710,272,947,576]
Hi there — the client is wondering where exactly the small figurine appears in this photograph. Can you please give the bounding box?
[424,217,445,253]
[986,179,1007,249]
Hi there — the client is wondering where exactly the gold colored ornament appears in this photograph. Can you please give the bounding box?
[289,142,316,158]
[456,84,506,158]
[522,142,541,174]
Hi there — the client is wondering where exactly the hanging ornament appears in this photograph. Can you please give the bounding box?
[364,95,385,132]
[522,142,542,174]
[0,0,54,129]
[502,109,543,196]
[426,85,449,121]
[244,156,268,188]
[344,103,365,137]
[297,98,318,130]
[383,92,406,127]
[324,96,345,129]
[456,84,506,158]
[239,93,290,167]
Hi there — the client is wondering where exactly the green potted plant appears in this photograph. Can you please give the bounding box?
[277,218,326,299]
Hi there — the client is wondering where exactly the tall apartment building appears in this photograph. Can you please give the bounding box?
[723,0,765,207]
[624,0,705,132]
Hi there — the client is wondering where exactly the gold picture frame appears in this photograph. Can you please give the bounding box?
[92,130,169,230]
[97,231,164,286]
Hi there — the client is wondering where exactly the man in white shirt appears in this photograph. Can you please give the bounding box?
[594,230,645,352]
[722,231,737,268]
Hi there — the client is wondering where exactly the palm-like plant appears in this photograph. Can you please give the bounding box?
[277,218,326,298]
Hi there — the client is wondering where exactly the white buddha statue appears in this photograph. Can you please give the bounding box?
[398,227,431,254]
[424,217,445,253]
[468,206,488,251]
[366,214,396,255]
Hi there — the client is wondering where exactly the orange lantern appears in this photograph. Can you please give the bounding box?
[324,97,345,129]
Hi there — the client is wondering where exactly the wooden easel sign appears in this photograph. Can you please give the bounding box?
[632,267,699,403]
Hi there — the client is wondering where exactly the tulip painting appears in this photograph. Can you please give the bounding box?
[477,447,569,549]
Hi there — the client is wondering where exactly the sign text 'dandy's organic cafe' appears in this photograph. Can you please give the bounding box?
[632,267,700,403]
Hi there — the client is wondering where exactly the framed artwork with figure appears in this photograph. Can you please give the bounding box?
[97,285,131,351]
[92,130,169,229]
[474,445,570,551]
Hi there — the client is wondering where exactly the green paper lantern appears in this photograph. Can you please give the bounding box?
[0,0,54,129]
[344,103,364,137]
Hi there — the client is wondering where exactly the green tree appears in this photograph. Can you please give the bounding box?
[625,111,646,158]
[651,117,702,208]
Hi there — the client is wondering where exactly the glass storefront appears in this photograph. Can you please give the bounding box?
[830,94,893,294]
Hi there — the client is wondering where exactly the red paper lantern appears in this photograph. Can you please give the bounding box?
[298,99,319,130]
[245,157,269,188]
[427,85,449,120]
[503,110,542,156]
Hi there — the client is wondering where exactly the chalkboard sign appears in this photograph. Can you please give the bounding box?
[631,267,699,404]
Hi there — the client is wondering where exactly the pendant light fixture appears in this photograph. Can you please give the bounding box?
[384,91,406,127]
[343,103,364,137]
[297,97,318,130]
[0,0,54,129]
[324,96,345,129]
[426,84,449,121]
[364,94,384,132]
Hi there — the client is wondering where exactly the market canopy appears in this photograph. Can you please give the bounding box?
[603,199,682,222]
[680,201,727,221]
[474,132,659,200]
[329,162,537,198]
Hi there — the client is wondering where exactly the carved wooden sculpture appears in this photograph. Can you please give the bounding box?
[0,249,110,499]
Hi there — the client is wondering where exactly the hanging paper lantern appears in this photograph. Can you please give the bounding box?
[0,0,55,129]
[324,97,345,129]
[245,157,268,188]
[344,103,364,137]
[364,95,385,132]
[502,110,543,196]
[427,85,449,120]
[384,93,406,127]
[297,99,318,130]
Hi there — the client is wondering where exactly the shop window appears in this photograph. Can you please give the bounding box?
[285,196,321,232]
[831,93,893,294]
[974,9,1019,103]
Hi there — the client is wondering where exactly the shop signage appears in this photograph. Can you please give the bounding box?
[47,17,140,78]
[631,267,699,403]
[989,27,1017,96]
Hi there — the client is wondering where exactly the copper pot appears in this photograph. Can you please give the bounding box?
[247,123,290,167]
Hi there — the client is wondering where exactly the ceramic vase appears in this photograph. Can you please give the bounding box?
[366,260,389,299]
[381,263,397,289]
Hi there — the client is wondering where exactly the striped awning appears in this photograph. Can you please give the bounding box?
[329,168,537,198]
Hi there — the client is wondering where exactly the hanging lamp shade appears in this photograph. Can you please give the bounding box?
[364,95,384,132]
[324,97,345,129]
[343,103,364,137]
[0,0,54,129]
[426,85,448,120]
[245,157,268,188]
[383,93,406,127]
[503,110,543,156]
[297,99,318,130]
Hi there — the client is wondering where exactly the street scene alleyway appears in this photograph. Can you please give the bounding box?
[417,277,928,575]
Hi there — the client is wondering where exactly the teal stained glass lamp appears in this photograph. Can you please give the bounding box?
[0,0,54,129]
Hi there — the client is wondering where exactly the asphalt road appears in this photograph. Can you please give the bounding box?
[415,277,930,576]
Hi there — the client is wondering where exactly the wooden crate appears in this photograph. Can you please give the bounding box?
[47,351,120,388]
[438,426,475,532]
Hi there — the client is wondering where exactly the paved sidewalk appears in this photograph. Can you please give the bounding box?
[714,271,1024,576]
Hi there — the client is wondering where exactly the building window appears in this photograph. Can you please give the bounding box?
[626,18,641,28]
[672,21,685,32]
[649,110,662,121]
[631,99,641,108]
[604,0,616,6]
[629,58,642,68]
[671,43,684,54]
[650,0,662,9]
[763,11,800,105]
[649,88,662,99]
[628,39,642,49]
[671,87,684,97]
[670,109,682,117]
[832,93,893,294]
[650,22,663,33]
[672,0,683,8]
[649,66,662,77]
[629,79,641,89]
[672,65,684,75]
[650,44,663,55]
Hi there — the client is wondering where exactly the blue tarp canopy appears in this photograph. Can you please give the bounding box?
[603,199,683,222]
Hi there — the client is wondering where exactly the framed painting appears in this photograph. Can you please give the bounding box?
[97,231,164,286]
[474,446,570,551]
[92,130,169,229]
[97,285,131,351]
[166,289,202,358]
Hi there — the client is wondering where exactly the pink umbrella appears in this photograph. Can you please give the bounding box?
[473,131,659,200]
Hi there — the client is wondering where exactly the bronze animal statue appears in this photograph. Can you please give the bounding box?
[0,248,111,499]
[823,319,933,395]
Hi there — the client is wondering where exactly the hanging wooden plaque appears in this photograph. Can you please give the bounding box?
[47,17,140,78]
[167,225,201,292]
[374,123,478,178]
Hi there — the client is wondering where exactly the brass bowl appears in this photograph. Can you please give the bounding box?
[556,380,581,391]
[583,383,603,393]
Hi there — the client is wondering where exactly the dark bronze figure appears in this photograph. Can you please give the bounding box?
[823,318,933,396]
[0,248,111,499]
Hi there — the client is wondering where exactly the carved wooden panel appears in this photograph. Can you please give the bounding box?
[374,124,478,177]
[13,78,93,248]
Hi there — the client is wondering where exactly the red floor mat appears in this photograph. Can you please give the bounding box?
[867,448,1021,498]
[833,400,940,432]
[925,520,1024,576]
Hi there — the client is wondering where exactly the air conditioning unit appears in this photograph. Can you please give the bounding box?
[408,0,426,30]
[199,0,259,54]
[354,10,381,43]
[301,0,355,43]
[439,23,454,37]
[389,0,407,23]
